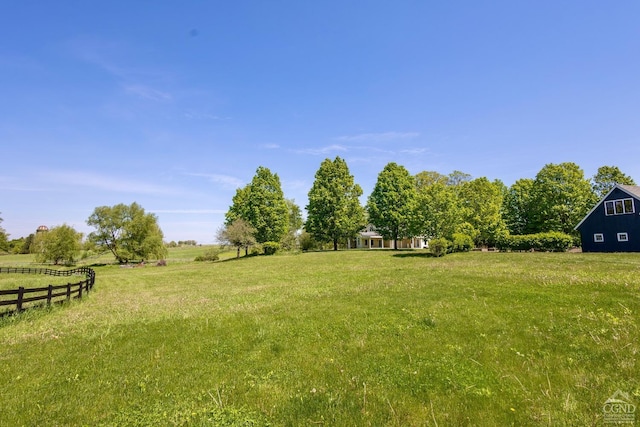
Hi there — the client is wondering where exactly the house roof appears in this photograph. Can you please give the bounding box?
[574,184,640,230]
[618,185,640,199]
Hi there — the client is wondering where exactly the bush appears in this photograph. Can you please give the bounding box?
[451,233,474,252]
[496,232,573,252]
[194,249,220,262]
[262,241,280,255]
[298,231,318,251]
[430,238,451,257]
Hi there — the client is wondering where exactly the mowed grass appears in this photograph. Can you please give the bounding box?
[0,250,638,426]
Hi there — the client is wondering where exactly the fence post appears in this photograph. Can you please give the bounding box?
[17,287,25,312]
[47,285,53,305]
[66,283,71,301]
[78,281,83,299]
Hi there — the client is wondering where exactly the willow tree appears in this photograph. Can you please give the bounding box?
[87,202,166,263]
[305,157,366,250]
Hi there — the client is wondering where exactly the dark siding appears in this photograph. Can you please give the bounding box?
[577,188,640,252]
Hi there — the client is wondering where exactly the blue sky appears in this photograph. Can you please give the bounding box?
[1,1,639,243]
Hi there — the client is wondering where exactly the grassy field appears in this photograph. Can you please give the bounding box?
[0,249,638,426]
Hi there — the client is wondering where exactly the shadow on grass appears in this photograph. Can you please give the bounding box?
[392,252,436,258]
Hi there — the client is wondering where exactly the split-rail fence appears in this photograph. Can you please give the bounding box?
[0,267,95,316]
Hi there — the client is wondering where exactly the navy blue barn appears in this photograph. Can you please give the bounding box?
[575,185,640,252]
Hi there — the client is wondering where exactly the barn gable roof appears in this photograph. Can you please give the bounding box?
[574,184,640,230]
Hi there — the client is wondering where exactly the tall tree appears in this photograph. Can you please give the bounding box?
[305,157,366,250]
[414,178,462,239]
[226,166,289,244]
[503,178,536,235]
[530,162,596,234]
[31,224,82,265]
[592,165,636,198]
[366,162,417,249]
[87,202,167,263]
[458,177,507,246]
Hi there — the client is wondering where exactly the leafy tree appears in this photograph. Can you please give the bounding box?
[414,175,462,239]
[31,224,82,265]
[458,177,507,246]
[366,162,417,249]
[0,213,8,253]
[503,178,536,235]
[447,170,472,186]
[87,202,167,264]
[217,219,257,258]
[305,157,366,251]
[281,199,303,250]
[415,171,448,188]
[226,166,289,244]
[530,162,596,235]
[592,165,636,198]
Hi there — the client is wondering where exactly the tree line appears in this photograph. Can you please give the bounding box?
[221,160,635,254]
[0,160,634,262]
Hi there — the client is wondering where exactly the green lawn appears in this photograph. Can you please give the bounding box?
[0,250,638,426]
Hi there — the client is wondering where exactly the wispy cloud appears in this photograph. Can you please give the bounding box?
[183,111,229,120]
[187,173,244,189]
[335,132,420,142]
[262,143,280,149]
[124,84,172,101]
[42,171,184,196]
[400,148,428,155]
[67,37,173,102]
[296,144,349,155]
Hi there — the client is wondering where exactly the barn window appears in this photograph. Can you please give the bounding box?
[594,233,604,243]
[617,232,629,242]
[605,198,635,215]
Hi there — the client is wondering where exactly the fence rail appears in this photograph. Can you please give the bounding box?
[0,267,95,316]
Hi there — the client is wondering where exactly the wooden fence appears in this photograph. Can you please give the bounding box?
[0,267,95,316]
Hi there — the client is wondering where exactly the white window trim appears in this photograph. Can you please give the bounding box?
[594,233,604,243]
[617,232,629,242]
[605,198,635,216]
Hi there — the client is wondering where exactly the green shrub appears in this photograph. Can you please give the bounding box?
[262,241,280,255]
[298,231,318,251]
[451,233,474,252]
[249,244,263,256]
[430,238,451,257]
[496,232,573,252]
[194,248,220,262]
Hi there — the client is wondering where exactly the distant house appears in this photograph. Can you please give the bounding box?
[348,225,428,249]
[575,184,640,252]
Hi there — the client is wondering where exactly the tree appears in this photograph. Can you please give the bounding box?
[225,167,289,244]
[530,162,596,235]
[447,170,472,186]
[503,178,536,235]
[31,224,82,265]
[0,213,8,253]
[592,165,636,198]
[87,202,167,264]
[217,219,256,258]
[305,157,366,250]
[414,176,463,240]
[281,199,303,250]
[458,177,507,246]
[366,162,417,249]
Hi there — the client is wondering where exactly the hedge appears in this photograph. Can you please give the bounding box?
[496,232,573,252]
